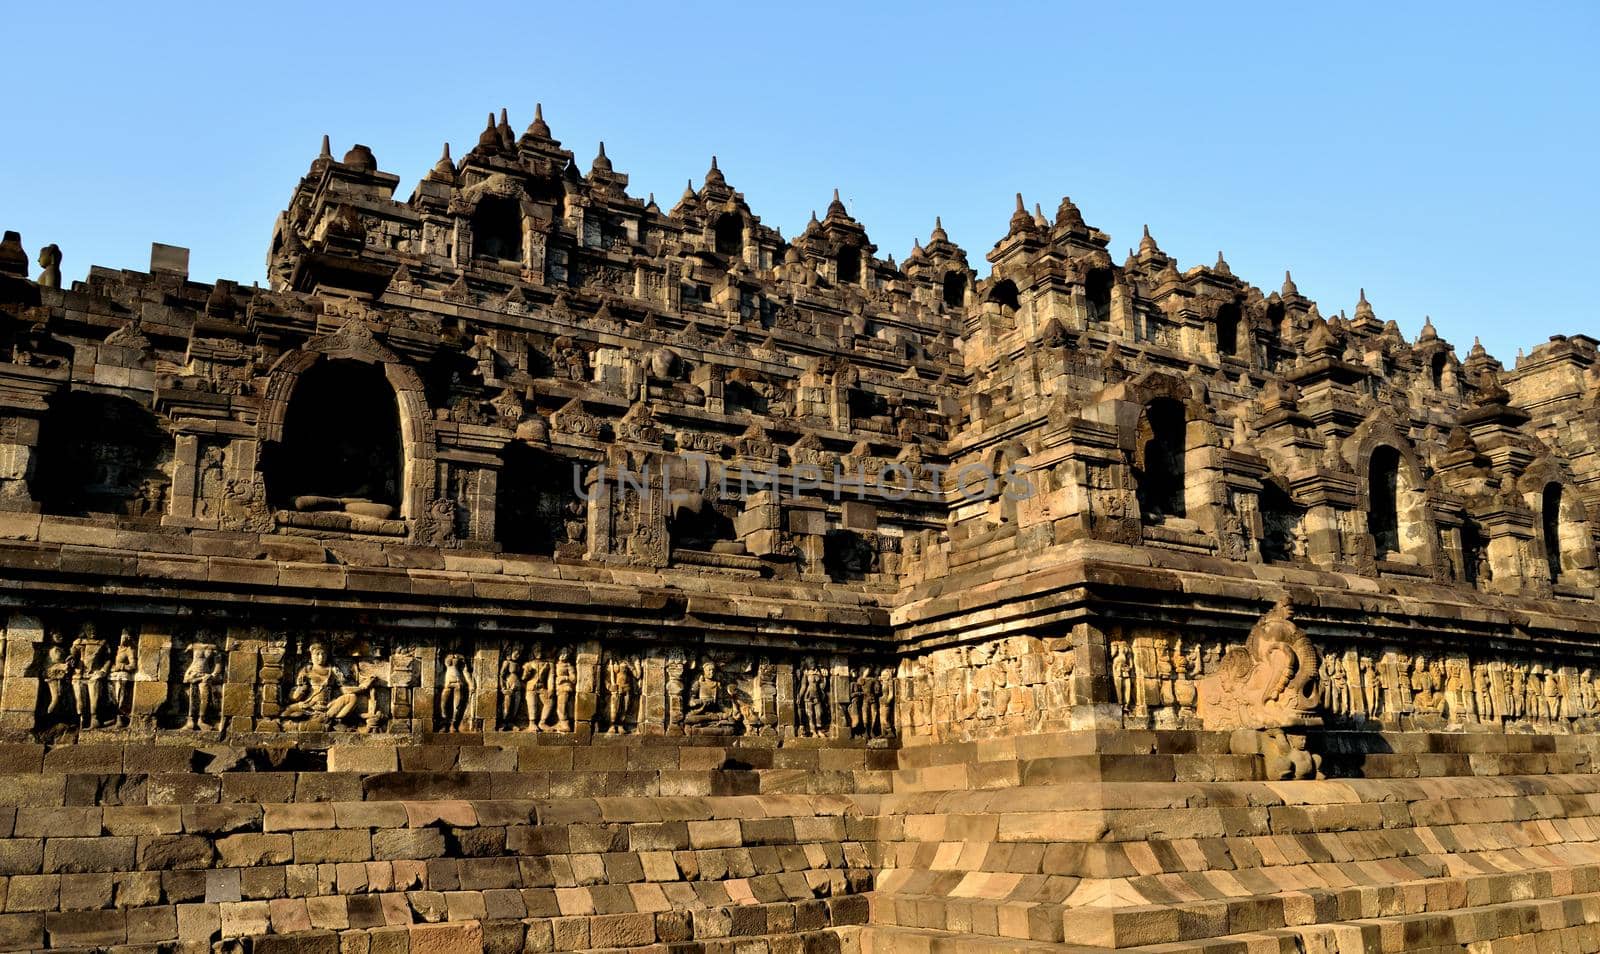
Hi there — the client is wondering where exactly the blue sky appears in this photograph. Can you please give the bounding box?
[5,1,1595,364]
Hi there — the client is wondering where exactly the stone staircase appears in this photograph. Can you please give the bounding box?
[10,729,1600,952]
[861,727,1600,953]
[0,736,890,953]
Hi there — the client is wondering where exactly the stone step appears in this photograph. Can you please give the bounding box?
[867,791,1600,881]
[889,753,1263,792]
[892,730,1599,787]
[0,767,894,806]
[850,922,1106,953]
[23,892,871,952]
[4,739,900,776]
[861,877,1600,952]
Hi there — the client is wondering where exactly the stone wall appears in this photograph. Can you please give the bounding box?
[1,110,1600,950]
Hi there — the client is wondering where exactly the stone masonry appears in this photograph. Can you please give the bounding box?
[0,106,1598,952]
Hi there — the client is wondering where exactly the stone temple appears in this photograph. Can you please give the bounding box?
[0,106,1599,954]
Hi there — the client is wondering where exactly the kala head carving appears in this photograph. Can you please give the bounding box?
[1196,599,1321,730]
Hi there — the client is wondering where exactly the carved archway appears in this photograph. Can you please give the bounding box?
[1347,413,1439,568]
[258,318,435,528]
[449,174,548,269]
[1520,455,1598,588]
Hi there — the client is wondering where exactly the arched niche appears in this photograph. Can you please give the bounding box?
[498,444,586,557]
[942,271,967,308]
[258,321,433,532]
[714,213,744,257]
[1520,461,1598,588]
[969,439,1032,527]
[450,175,544,268]
[1460,517,1490,587]
[1084,268,1113,324]
[1215,302,1241,359]
[823,528,876,581]
[1135,397,1187,523]
[1347,415,1438,568]
[269,359,400,512]
[35,391,171,519]
[1259,477,1305,563]
[1367,445,1404,559]
[988,278,1020,313]
[1543,482,1565,582]
[835,246,862,286]
[668,493,741,555]
[471,196,524,262]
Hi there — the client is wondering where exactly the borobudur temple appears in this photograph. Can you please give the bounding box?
[0,107,1599,953]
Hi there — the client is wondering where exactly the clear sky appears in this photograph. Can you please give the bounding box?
[5,1,1595,365]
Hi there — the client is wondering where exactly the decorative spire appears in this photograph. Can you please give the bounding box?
[930,216,948,243]
[526,102,552,140]
[1054,196,1086,231]
[1470,336,1487,359]
[669,180,698,218]
[909,237,926,261]
[1214,250,1232,276]
[645,192,659,213]
[477,112,500,150]
[1353,287,1377,325]
[590,141,612,174]
[1009,193,1034,233]
[705,155,726,187]
[428,142,454,181]
[827,188,848,219]
[1033,202,1048,229]
[1138,224,1159,256]
[319,134,331,159]
[1419,315,1437,341]
[498,108,514,149]
[1282,270,1299,297]
[342,144,377,173]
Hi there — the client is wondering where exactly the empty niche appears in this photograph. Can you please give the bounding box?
[1368,446,1402,560]
[942,271,966,308]
[714,213,743,257]
[1215,302,1241,358]
[835,247,861,286]
[35,392,170,518]
[471,196,523,262]
[1135,398,1187,523]
[497,446,587,556]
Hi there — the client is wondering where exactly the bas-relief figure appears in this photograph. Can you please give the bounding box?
[795,658,829,737]
[182,640,223,731]
[281,641,373,728]
[39,632,71,725]
[683,657,742,736]
[108,630,136,727]
[496,646,525,731]
[69,623,110,729]
[7,107,1600,953]
[604,654,640,734]
[437,651,475,732]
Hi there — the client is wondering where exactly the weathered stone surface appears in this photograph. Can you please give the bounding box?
[1,115,1599,954]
